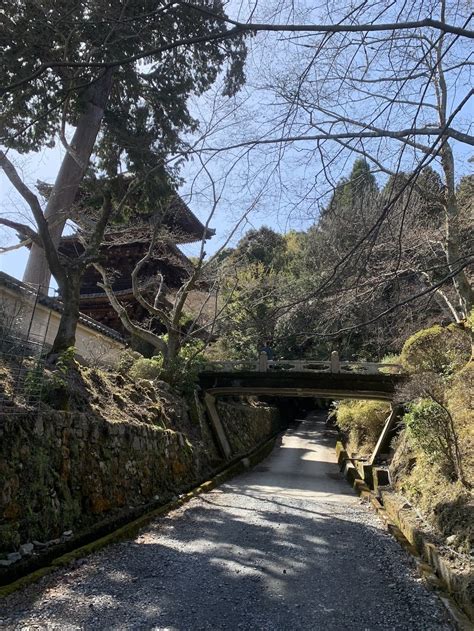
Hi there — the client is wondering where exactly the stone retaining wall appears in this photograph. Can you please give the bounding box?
[0,412,202,553]
[217,400,283,456]
[0,398,283,557]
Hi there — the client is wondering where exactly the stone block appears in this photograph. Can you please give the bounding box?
[6,552,21,562]
[0,559,14,567]
[33,540,47,549]
[19,542,34,556]
[373,467,391,494]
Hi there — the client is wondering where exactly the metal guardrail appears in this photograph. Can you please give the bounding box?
[203,352,403,375]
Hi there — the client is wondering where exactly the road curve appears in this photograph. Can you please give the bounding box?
[1,413,453,630]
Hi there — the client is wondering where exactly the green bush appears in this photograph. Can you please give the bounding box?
[24,360,44,401]
[129,356,163,381]
[466,308,474,332]
[401,324,471,375]
[379,353,402,374]
[446,361,474,488]
[160,341,207,396]
[117,349,142,375]
[127,340,207,395]
[334,399,391,454]
[404,399,464,482]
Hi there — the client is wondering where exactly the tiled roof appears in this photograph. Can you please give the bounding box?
[0,272,125,343]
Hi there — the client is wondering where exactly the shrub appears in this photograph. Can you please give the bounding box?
[129,357,163,381]
[466,308,474,332]
[446,361,474,489]
[127,340,207,395]
[400,324,471,375]
[404,399,465,483]
[394,450,473,553]
[379,353,402,374]
[24,359,44,402]
[160,341,208,396]
[334,399,391,454]
[117,350,142,375]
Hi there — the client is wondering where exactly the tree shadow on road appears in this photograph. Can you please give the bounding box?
[1,481,453,630]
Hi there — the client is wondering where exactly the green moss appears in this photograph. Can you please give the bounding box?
[334,400,390,455]
[401,324,471,375]
[129,357,162,381]
[0,524,21,552]
[446,362,474,489]
[466,308,474,332]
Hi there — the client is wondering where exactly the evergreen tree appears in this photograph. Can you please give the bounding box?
[0,1,246,353]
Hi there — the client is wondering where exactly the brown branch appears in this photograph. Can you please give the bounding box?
[82,188,114,262]
[0,238,32,253]
[0,218,41,246]
[198,124,474,152]
[2,17,473,94]
[94,263,168,356]
[291,256,474,340]
[129,224,171,324]
[0,151,65,283]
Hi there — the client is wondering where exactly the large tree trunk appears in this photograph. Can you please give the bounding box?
[163,329,180,368]
[51,271,82,355]
[440,142,474,319]
[23,70,114,291]
[433,37,473,319]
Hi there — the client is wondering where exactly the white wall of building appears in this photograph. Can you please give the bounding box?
[0,281,125,366]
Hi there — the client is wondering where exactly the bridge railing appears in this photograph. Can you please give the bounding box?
[203,351,403,375]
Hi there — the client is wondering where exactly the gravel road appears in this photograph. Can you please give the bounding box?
[0,413,454,630]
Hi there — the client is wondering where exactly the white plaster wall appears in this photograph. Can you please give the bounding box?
[0,285,125,366]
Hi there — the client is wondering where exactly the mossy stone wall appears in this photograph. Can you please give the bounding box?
[0,412,204,552]
[217,400,283,456]
[0,398,282,554]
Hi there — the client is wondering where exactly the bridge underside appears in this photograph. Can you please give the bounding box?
[199,371,403,402]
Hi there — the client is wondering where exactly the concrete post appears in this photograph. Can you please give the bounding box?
[330,350,340,373]
[203,393,232,459]
[258,351,268,372]
[369,405,401,465]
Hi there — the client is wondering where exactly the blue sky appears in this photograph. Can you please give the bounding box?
[1,1,473,281]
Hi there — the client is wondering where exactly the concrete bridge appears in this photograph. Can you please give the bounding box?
[200,351,403,400]
[199,352,405,459]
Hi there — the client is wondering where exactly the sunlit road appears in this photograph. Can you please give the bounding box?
[1,414,452,630]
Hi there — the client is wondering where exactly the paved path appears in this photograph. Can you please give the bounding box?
[1,414,453,630]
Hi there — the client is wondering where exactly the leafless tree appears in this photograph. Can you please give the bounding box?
[94,158,257,367]
[189,0,473,321]
[0,150,116,354]
[2,0,472,354]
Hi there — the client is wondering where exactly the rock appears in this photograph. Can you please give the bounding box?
[0,559,14,567]
[33,540,47,549]
[33,417,44,436]
[62,530,73,538]
[6,552,21,562]
[19,543,34,556]
[445,534,457,546]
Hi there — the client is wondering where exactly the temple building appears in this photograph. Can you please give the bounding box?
[58,193,214,336]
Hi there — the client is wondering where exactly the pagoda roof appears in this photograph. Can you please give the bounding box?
[37,179,215,245]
